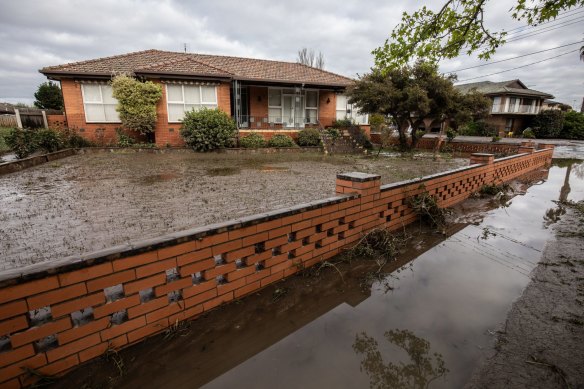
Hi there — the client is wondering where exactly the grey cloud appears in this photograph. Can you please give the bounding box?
[0,0,581,106]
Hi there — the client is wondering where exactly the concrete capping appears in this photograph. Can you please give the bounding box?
[336,172,381,182]
[517,146,535,154]
[0,149,78,175]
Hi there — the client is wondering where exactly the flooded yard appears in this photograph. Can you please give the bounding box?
[50,159,584,389]
[0,151,466,270]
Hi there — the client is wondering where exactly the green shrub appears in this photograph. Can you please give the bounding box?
[522,128,536,139]
[446,128,457,141]
[5,128,38,159]
[351,127,374,149]
[239,133,266,148]
[332,118,352,128]
[325,128,341,139]
[116,128,136,147]
[560,111,584,140]
[267,134,296,148]
[35,128,63,153]
[59,128,93,148]
[297,128,321,146]
[180,109,237,151]
[491,135,501,142]
[458,121,498,137]
[531,110,564,138]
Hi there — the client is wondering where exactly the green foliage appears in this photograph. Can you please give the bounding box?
[297,128,322,146]
[446,128,457,141]
[373,0,583,70]
[531,110,564,138]
[348,61,486,150]
[0,127,11,153]
[492,136,501,142]
[409,189,448,229]
[349,127,374,150]
[116,128,135,147]
[35,128,62,153]
[267,134,296,148]
[332,118,352,128]
[458,120,498,137]
[34,81,63,110]
[180,108,236,151]
[59,128,93,148]
[325,128,341,140]
[239,132,266,148]
[560,111,584,140]
[522,128,536,139]
[5,128,38,158]
[369,114,386,130]
[111,75,162,135]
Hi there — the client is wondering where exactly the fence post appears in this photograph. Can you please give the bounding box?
[14,109,23,129]
[42,110,49,129]
[469,153,494,165]
[336,172,381,196]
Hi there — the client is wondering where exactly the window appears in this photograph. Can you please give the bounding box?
[166,84,217,122]
[81,84,120,123]
[336,94,368,124]
[305,90,318,124]
[268,88,282,123]
[492,97,501,113]
[508,97,519,113]
[505,118,514,132]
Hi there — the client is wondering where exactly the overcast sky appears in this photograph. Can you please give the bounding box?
[0,0,582,107]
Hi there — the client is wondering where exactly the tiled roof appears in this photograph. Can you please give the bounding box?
[455,79,554,99]
[40,49,353,87]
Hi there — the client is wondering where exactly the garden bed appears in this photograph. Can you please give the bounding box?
[0,151,466,270]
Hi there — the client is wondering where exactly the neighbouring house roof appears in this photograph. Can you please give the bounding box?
[40,49,354,87]
[455,79,554,99]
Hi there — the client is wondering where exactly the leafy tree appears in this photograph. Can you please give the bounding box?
[180,108,236,151]
[34,81,63,110]
[297,48,325,69]
[347,61,489,150]
[561,110,584,139]
[111,75,162,140]
[374,0,584,69]
[531,110,564,138]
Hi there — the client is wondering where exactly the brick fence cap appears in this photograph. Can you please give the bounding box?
[337,172,381,182]
[470,153,495,157]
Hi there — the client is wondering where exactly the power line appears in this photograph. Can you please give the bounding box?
[506,18,584,42]
[505,7,584,33]
[456,49,580,82]
[446,41,583,72]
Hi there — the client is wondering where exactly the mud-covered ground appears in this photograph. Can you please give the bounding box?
[466,201,584,389]
[0,151,466,270]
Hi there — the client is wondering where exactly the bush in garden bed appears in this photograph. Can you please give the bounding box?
[267,134,297,148]
[239,133,266,148]
[180,109,236,152]
[297,128,321,146]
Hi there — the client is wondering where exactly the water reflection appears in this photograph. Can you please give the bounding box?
[543,159,583,227]
[353,329,448,389]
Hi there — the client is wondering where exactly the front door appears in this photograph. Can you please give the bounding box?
[283,94,304,128]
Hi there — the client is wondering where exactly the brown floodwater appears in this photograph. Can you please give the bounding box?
[51,159,584,389]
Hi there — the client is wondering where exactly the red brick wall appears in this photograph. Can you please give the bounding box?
[318,91,336,127]
[47,115,67,130]
[0,143,553,388]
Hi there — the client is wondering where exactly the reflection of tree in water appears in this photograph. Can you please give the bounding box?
[544,160,583,226]
[353,329,448,389]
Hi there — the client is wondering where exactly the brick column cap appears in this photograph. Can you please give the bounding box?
[470,153,494,157]
[336,172,381,182]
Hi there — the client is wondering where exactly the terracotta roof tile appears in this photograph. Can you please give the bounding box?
[41,49,353,87]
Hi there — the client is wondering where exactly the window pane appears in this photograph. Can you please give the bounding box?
[306,108,317,123]
[168,103,185,122]
[83,85,102,103]
[336,110,348,120]
[202,104,217,110]
[84,104,105,122]
[184,86,201,104]
[201,86,216,103]
[306,91,318,108]
[185,104,200,113]
[268,89,282,107]
[104,104,120,122]
[101,85,117,104]
[167,85,183,102]
[336,94,347,110]
[268,107,281,122]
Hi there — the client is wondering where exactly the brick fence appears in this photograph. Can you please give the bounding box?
[0,145,554,388]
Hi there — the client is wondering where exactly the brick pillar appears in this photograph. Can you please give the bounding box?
[518,146,535,154]
[336,172,381,196]
[520,141,535,147]
[469,153,494,165]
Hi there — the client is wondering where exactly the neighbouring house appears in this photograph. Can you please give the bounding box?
[40,49,368,146]
[455,79,554,135]
[541,100,572,111]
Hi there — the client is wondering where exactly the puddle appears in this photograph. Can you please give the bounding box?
[256,165,290,172]
[199,161,584,389]
[206,167,241,176]
[138,173,180,184]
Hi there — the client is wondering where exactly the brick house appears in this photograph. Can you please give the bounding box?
[40,49,368,146]
[455,79,554,135]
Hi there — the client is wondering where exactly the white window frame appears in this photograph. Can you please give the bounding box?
[492,97,501,113]
[166,84,218,123]
[336,94,369,125]
[81,84,121,123]
[267,87,319,125]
